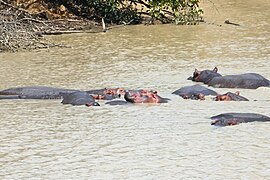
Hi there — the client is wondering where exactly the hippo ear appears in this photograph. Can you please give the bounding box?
[213,67,218,72]
[235,91,240,95]
[195,68,198,73]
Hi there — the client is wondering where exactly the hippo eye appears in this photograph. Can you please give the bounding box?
[118,89,125,94]
[106,90,113,94]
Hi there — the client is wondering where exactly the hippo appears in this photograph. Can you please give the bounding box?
[207,73,270,89]
[124,90,169,103]
[105,100,130,106]
[61,91,100,106]
[0,86,124,100]
[215,91,249,101]
[188,67,270,89]
[187,67,222,84]
[211,113,270,126]
[172,84,217,100]
[0,86,77,99]
[86,88,125,100]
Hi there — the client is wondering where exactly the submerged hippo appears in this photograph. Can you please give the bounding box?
[188,67,270,89]
[0,86,124,100]
[105,100,130,106]
[0,86,77,99]
[86,88,125,100]
[124,90,169,103]
[61,91,100,106]
[172,84,217,100]
[215,91,249,101]
[211,113,270,126]
[207,73,270,89]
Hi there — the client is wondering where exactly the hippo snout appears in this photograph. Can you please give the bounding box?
[211,120,220,125]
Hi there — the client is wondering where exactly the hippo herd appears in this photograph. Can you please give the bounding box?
[1,67,269,126]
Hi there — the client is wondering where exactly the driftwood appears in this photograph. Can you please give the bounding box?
[224,19,240,26]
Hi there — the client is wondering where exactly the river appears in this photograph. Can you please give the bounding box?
[0,0,270,179]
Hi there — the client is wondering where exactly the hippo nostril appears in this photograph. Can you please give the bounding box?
[85,103,92,107]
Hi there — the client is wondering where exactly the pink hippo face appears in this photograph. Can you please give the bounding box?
[124,90,169,103]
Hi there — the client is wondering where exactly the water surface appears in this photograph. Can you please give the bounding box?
[0,0,270,179]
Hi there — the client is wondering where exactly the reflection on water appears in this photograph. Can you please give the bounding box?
[0,0,270,179]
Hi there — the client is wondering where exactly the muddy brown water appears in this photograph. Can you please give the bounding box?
[0,0,270,179]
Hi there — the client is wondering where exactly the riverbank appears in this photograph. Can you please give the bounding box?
[0,0,107,52]
[0,0,241,53]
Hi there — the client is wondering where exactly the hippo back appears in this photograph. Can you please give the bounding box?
[211,113,270,123]
[0,86,78,99]
[105,100,130,106]
[172,84,217,96]
[61,91,96,105]
[199,70,222,84]
[208,73,270,89]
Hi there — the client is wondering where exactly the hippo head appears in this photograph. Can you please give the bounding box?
[124,90,168,103]
[92,88,126,100]
[182,93,205,100]
[215,91,249,101]
[211,114,245,126]
[187,67,221,83]
[105,88,126,97]
[211,118,239,126]
[215,92,235,101]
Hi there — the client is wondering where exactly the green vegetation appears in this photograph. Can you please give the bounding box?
[144,0,203,24]
[44,0,203,25]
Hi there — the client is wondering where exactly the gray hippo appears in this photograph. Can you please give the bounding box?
[172,84,217,100]
[188,67,270,89]
[105,100,130,106]
[208,73,270,89]
[0,86,124,100]
[0,86,77,99]
[61,91,100,106]
[211,113,270,126]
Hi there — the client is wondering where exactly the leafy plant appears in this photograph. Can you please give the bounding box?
[44,0,203,25]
